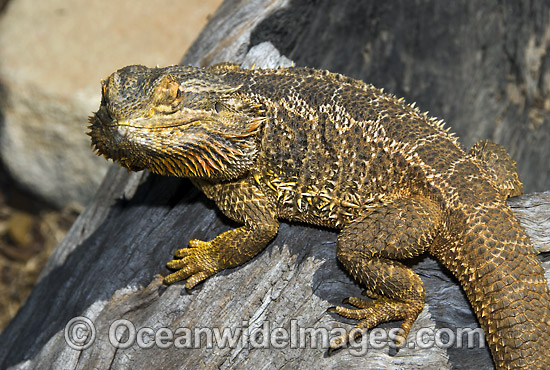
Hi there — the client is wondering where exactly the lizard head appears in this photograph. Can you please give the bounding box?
[88,64,264,180]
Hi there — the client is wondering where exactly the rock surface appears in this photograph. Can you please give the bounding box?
[0,0,223,208]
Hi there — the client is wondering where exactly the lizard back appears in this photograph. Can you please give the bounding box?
[217,66,464,228]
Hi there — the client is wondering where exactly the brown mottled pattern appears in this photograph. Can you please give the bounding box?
[88,63,550,369]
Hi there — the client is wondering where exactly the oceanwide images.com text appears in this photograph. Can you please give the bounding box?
[65,316,485,356]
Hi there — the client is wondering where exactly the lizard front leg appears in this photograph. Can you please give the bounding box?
[164,177,278,289]
[331,195,442,350]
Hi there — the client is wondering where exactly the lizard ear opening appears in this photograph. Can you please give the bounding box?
[214,101,231,113]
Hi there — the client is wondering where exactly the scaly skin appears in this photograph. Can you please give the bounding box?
[88,63,550,369]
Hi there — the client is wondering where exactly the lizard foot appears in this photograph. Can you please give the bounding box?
[328,296,422,352]
[163,239,221,289]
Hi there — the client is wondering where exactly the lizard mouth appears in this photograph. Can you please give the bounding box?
[113,116,205,129]
[92,104,216,130]
[87,106,217,172]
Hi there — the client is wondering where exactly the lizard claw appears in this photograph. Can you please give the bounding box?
[163,239,221,289]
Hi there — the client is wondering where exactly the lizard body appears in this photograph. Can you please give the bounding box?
[89,63,550,369]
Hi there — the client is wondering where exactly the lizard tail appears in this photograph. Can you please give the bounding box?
[435,204,550,369]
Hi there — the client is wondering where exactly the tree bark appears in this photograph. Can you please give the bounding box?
[1,1,549,369]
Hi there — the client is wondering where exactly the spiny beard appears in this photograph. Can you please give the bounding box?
[88,112,264,180]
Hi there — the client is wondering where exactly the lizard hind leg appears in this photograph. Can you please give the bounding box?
[330,196,442,351]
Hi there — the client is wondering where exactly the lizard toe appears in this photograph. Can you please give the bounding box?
[164,240,221,287]
[330,297,423,350]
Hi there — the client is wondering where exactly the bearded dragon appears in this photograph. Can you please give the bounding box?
[88,63,550,369]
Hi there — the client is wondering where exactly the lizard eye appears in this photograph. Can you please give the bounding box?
[152,74,183,112]
[165,80,182,106]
